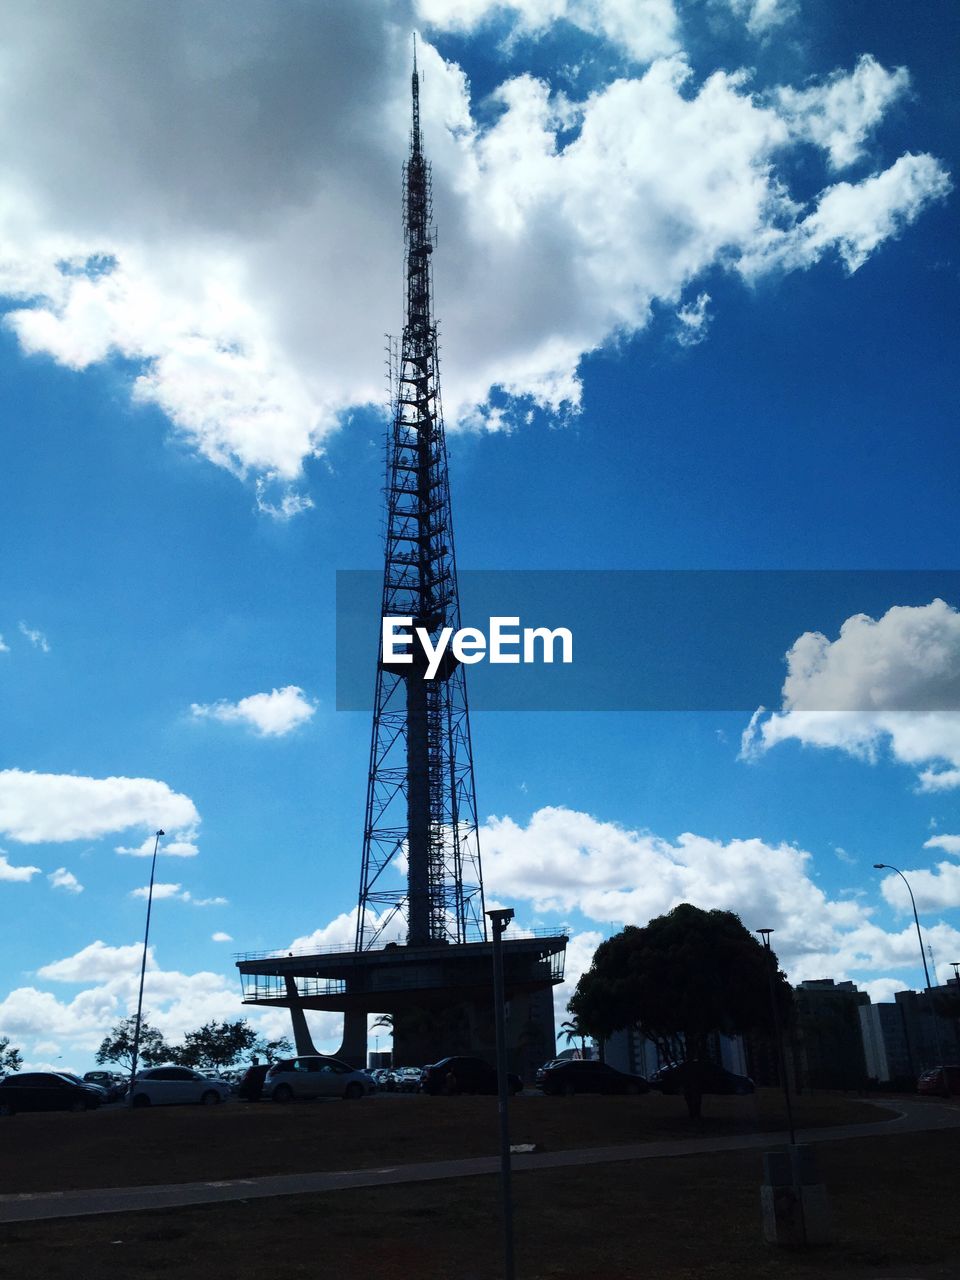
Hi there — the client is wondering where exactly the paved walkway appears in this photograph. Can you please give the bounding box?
[1,1098,957,1224]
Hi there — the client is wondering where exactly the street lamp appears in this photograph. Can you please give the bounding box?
[757,928,796,1145]
[129,829,164,1103]
[873,862,944,1072]
[487,906,515,1280]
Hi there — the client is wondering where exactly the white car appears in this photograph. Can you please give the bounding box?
[265,1055,374,1102]
[130,1065,232,1107]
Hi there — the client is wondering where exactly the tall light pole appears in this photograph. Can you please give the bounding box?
[129,829,164,1102]
[757,928,796,1145]
[487,906,515,1280]
[873,862,943,1072]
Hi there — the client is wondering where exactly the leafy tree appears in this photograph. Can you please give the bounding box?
[1,1036,23,1076]
[569,903,792,1118]
[95,1017,171,1072]
[174,1019,258,1071]
[250,1034,294,1064]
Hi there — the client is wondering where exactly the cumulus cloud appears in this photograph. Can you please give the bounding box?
[0,852,41,882]
[726,0,797,36]
[877,861,960,914]
[211,931,233,943]
[115,828,199,857]
[0,769,200,844]
[775,54,910,170]
[18,621,50,652]
[925,834,960,856]
[479,805,960,987]
[48,867,83,894]
[740,600,960,790]
[37,940,149,983]
[130,883,228,906]
[0,635,9,653]
[0,6,946,510]
[191,686,317,737]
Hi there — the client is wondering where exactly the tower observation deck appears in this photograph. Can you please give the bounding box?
[236,49,566,1074]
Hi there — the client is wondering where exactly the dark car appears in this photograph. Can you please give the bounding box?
[918,1065,960,1096]
[82,1070,127,1101]
[237,1063,270,1101]
[420,1056,523,1096]
[649,1062,754,1096]
[0,1071,103,1115]
[536,1059,650,1096]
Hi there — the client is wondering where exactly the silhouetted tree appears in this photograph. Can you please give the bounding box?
[250,1034,294,1064]
[174,1019,258,1071]
[569,904,792,1118]
[95,1017,171,1072]
[0,1036,23,1076]
[559,1018,588,1057]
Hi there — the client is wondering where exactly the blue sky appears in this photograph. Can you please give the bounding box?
[0,0,958,1071]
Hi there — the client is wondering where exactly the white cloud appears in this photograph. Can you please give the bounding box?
[18,621,50,652]
[878,862,960,914]
[741,152,952,277]
[675,291,711,346]
[38,940,149,984]
[0,852,41,882]
[3,937,348,1062]
[0,769,200,843]
[115,827,199,857]
[0,634,9,653]
[0,8,946,509]
[191,686,317,737]
[48,867,83,894]
[726,0,797,36]
[130,882,183,901]
[740,600,960,790]
[479,805,960,988]
[414,0,681,63]
[775,55,910,170]
[129,884,228,907]
[211,931,233,943]
[925,834,960,857]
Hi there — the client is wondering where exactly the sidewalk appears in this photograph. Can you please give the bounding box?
[1,1097,957,1224]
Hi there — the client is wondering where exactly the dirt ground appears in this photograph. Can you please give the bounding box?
[0,1088,889,1194]
[1,1125,959,1280]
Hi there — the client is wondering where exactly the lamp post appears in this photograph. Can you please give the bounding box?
[487,906,515,1280]
[873,863,943,1073]
[129,829,164,1103]
[757,928,796,1145]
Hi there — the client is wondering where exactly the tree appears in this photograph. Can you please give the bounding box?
[174,1019,258,1071]
[95,1017,171,1072]
[569,903,792,1118]
[250,1034,294,1064]
[1,1036,23,1076]
[559,1018,588,1057]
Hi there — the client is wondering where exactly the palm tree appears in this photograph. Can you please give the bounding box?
[560,1018,588,1058]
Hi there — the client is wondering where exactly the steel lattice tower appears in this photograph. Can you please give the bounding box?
[355,50,486,951]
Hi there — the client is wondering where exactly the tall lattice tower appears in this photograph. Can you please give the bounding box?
[236,51,564,1072]
[356,48,486,951]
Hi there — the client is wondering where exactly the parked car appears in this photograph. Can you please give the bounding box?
[536,1059,649,1096]
[649,1062,755,1095]
[82,1070,128,1101]
[918,1065,960,1096]
[420,1056,523,1096]
[395,1066,423,1093]
[129,1065,232,1107]
[237,1062,270,1100]
[0,1071,103,1115]
[264,1056,374,1102]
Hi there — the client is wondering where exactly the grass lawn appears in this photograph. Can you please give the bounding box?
[0,1089,891,1194]
[1,1126,958,1279]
